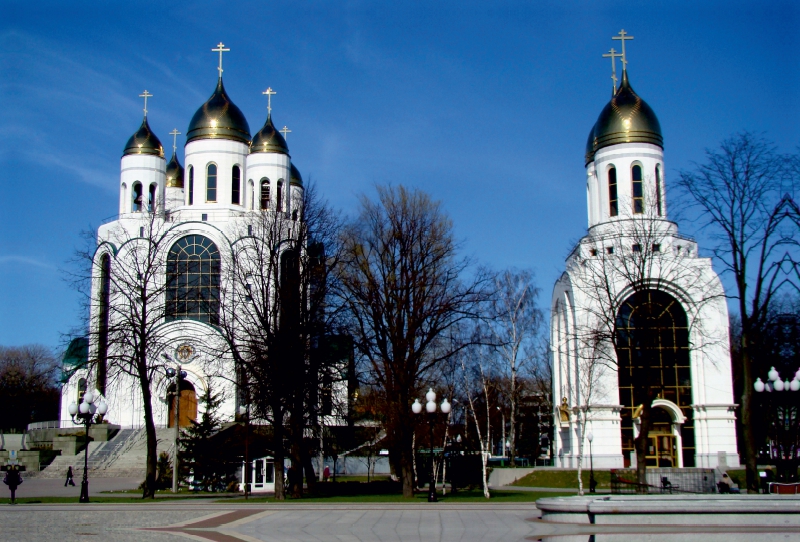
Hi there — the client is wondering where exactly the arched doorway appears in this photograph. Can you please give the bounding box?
[168,380,197,428]
[616,289,695,467]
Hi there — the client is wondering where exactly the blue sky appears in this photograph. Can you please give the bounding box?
[2,1,798,350]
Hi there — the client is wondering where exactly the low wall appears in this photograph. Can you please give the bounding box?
[488,467,535,487]
[536,494,800,542]
[0,450,40,472]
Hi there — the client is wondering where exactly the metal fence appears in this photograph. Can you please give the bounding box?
[611,468,716,494]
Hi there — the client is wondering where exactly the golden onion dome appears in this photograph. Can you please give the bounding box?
[165,151,184,188]
[123,117,164,157]
[186,78,251,144]
[250,114,289,155]
[585,71,662,165]
[290,162,303,187]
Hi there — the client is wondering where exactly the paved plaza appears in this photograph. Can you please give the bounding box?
[3,501,800,542]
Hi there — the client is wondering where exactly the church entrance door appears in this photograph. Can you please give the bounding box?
[168,381,198,428]
[647,433,677,467]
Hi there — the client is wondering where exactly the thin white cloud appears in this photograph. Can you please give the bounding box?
[0,255,56,270]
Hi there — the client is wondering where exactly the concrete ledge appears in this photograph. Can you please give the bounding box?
[538,494,800,526]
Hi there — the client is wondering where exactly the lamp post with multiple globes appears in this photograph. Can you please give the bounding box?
[754,366,800,483]
[412,389,451,502]
[67,389,109,503]
[586,431,597,493]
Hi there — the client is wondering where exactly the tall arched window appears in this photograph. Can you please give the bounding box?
[655,165,663,216]
[148,183,157,212]
[632,164,644,214]
[261,178,270,210]
[616,289,693,467]
[132,182,143,212]
[232,165,241,205]
[77,377,87,404]
[165,235,221,324]
[188,166,194,205]
[608,167,618,217]
[276,179,284,211]
[97,253,111,395]
[206,164,217,202]
[249,179,254,210]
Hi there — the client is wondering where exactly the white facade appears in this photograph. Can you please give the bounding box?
[551,71,739,470]
[61,74,307,431]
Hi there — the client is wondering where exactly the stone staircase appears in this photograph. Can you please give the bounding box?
[32,427,176,479]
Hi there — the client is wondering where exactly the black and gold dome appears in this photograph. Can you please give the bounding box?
[186,78,251,144]
[290,162,303,186]
[250,114,289,155]
[165,152,184,188]
[123,117,164,157]
[585,71,662,165]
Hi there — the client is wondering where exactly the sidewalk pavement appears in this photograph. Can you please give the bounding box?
[7,476,142,498]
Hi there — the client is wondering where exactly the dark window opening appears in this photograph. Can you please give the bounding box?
[292,210,298,221]
[276,180,284,211]
[232,165,241,205]
[261,179,270,210]
[206,164,217,202]
[632,164,644,214]
[606,246,614,254]
[653,244,661,252]
[148,183,157,212]
[632,244,641,252]
[165,235,221,324]
[608,167,618,217]
[96,254,111,395]
[590,249,598,257]
[188,167,194,205]
[132,182,143,212]
[655,166,663,216]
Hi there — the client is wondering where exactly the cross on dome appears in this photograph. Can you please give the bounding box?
[212,42,230,77]
[280,126,291,140]
[602,48,623,93]
[263,87,276,116]
[139,90,153,117]
[612,29,634,70]
[169,129,180,154]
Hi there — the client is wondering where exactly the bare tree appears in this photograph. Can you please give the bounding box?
[0,345,60,431]
[216,182,343,500]
[459,350,494,498]
[486,269,544,466]
[74,211,181,498]
[338,185,490,497]
[677,132,799,491]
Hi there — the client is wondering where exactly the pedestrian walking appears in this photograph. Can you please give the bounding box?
[3,466,23,504]
[65,466,76,487]
[323,465,330,482]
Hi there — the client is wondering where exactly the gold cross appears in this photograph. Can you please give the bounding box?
[263,87,277,116]
[280,126,291,140]
[139,90,152,117]
[212,42,230,77]
[612,29,634,69]
[169,129,180,154]
[602,48,623,92]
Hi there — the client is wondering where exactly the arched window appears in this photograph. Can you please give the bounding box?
[97,253,111,395]
[165,235,221,324]
[77,377,87,404]
[276,179,284,211]
[632,164,644,214]
[608,167,618,217]
[206,164,217,202]
[132,182,143,212]
[616,289,694,467]
[188,166,194,205]
[292,209,298,221]
[655,165,663,216]
[232,165,241,205]
[148,183,157,212]
[261,178,270,210]
[248,179,254,210]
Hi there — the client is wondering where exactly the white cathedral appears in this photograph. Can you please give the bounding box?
[61,47,307,429]
[550,50,739,469]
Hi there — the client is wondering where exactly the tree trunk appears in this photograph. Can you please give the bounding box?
[302,440,317,495]
[510,365,517,467]
[634,402,652,493]
[140,373,158,499]
[272,412,286,500]
[740,335,759,493]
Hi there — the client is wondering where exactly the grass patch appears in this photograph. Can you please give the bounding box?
[512,469,611,489]
[223,489,572,503]
[5,495,200,504]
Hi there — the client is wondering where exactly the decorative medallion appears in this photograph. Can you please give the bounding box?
[176,344,194,361]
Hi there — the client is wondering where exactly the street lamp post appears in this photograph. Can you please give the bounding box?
[238,404,251,499]
[67,390,109,503]
[412,389,451,502]
[586,431,596,493]
[163,353,187,493]
[754,366,800,484]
